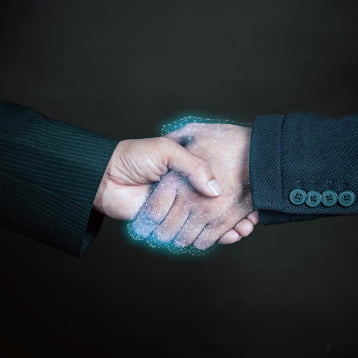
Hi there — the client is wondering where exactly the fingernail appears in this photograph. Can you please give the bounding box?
[207,179,222,196]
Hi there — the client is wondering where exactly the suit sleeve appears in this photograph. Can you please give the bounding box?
[0,102,119,255]
[249,113,358,224]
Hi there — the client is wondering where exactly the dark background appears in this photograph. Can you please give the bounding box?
[0,0,357,357]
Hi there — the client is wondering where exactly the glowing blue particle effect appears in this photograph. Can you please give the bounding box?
[127,115,252,256]
[160,115,251,136]
[128,188,213,256]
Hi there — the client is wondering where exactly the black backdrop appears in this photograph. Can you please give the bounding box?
[0,1,357,357]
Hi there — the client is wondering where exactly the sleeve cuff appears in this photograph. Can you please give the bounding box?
[249,113,358,224]
[0,102,119,255]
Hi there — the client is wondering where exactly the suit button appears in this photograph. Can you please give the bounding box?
[289,189,306,205]
[306,191,322,207]
[338,191,356,207]
[322,190,338,207]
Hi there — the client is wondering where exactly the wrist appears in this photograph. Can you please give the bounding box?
[93,150,115,213]
[93,173,108,213]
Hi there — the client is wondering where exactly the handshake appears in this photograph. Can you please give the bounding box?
[93,117,259,253]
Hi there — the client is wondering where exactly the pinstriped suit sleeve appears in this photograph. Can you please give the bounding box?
[0,102,119,255]
[249,113,358,224]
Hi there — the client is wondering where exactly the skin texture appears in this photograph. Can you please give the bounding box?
[93,136,222,221]
[131,122,259,249]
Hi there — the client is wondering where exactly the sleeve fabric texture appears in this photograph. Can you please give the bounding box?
[250,113,358,224]
[0,102,118,255]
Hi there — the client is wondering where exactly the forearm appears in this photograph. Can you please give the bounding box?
[0,102,118,254]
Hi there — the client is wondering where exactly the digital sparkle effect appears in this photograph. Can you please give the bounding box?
[127,116,252,256]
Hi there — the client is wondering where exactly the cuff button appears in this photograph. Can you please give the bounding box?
[289,189,307,205]
[338,191,356,207]
[306,190,322,207]
[322,190,338,207]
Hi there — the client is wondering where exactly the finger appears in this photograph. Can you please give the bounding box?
[247,210,259,225]
[174,214,207,248]
[234,218,254,237]
[152,199,190,243]
[218,230,241,245]
[129,173,178,239]
[129,207,158,240]
[206,208,256,246]
[162,138,223,198]
[193,224,229,250]
[141,171,178,223]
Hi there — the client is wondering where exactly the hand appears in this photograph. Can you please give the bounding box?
[130,120,259,250]
[93,137,223,220]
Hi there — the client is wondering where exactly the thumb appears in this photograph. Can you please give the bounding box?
[163,138,222,198]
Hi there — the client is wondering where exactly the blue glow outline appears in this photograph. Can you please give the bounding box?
[125,113,251,256]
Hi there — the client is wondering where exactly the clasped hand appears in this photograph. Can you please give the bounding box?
[94,118,259,252]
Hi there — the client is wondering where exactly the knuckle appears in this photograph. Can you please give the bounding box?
[193,157,210,172]
[157,136,171,148]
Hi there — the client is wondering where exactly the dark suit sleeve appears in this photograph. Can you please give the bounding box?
[0,102,119,255]
[249,113,358,224]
